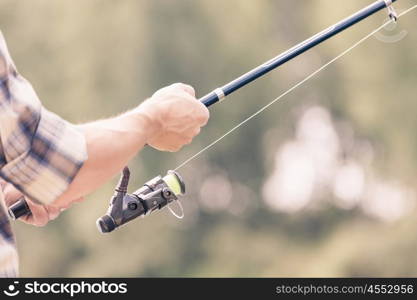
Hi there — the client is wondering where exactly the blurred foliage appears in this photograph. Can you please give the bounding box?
[1,0,417,277]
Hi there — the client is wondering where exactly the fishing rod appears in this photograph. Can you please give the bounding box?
[8,0,401,232]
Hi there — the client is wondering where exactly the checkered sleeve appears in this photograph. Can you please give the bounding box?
[0,31,87,205]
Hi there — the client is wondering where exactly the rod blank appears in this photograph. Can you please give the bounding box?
[199,0,397,107]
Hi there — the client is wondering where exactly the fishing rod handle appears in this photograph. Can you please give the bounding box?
[8,197,31,220]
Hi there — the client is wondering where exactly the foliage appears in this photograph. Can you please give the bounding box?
[1,0,416,276]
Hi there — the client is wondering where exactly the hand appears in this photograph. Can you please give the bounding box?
[2,183,83,227]
[137,83,209,152]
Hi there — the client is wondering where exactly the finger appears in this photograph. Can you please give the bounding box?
[164,138,188,152]
[45,205,62,221]
[173,83,195,97]
[179,134,193,147]
[191,127,201,137]
[21,201,49,227]
[53,196,84,211]
[195,105,210,126]
[183,127,201,139]
[183,136,193,145]
[0,179,7,190]
[149,142,179,153]
[165,144,181,152]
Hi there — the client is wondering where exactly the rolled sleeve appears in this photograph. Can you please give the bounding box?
[0,31,87,204]
[0,109,87,204]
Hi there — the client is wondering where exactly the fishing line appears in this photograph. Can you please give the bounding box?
[174,4,417,171]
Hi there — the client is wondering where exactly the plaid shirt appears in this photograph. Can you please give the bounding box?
[0,31,87,277]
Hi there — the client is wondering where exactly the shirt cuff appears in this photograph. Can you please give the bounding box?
[0,108,88,204]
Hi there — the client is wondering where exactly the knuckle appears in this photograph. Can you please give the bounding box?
[172,82,186,90]
[184,85,196,96]
[191,127,201,136]
[166,141,182,152]
[171,82,183,88]
[197,109,209,125]
[172,83,195,96]
[185,136,193,144]
[172,144,182,152]
[178,134,192,145]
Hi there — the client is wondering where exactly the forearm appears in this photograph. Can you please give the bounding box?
[50,82,208,210]
[53,109,154,208]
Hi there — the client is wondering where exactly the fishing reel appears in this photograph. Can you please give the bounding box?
[96,167,185,233]
[8,166,186,233]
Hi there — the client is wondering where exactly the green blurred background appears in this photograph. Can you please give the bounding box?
[1,0,417,277]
